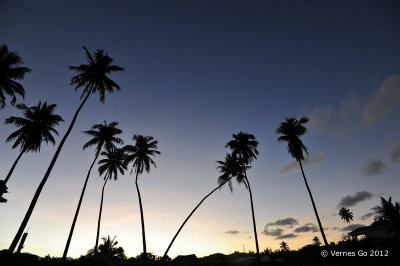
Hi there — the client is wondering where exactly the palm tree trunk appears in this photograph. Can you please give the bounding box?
[298,160,329,246]
[4,149,25,184]
[135,171,147,255]
[62,149,101,259]
[244,175,261,266]
[94,178,108,254]
[163,176,233,258]
[8,93,91,253]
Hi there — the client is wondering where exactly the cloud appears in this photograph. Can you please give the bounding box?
[362,159,387,176]
[294,223,318,233]
[225,230,240,235]
[262,227,284,237]
[267,217,299,227]
[337,191,374,208]
[341,224,365,231]
[275,233,298,239]
[359,212,375,221]
[306,105,334,134]
[391,144,400,162]
[330,226,341,231]
[278,153,324,174]
[361,74,400,125]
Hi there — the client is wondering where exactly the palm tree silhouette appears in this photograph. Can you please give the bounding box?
[275,117,329,246]
[1,102,63,191]
[372,196,400,238]
[62,121,123,259]
[163,153,246,258]
[339,207,354,230]
[87,235,126,259]
[94,147,127,254]
[124,135,160,256]
[0,44,31,108]
[312,236,321,246]
[8,46,124,252]
[280,241,289,251]
[225,132,261,265]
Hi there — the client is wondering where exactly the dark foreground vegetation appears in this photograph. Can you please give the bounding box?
[1,237,399,266]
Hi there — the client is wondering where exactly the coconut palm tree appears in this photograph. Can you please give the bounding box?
[94,147,127,254]
[87,235,126,259]
[2,102,63,184]
[8,46,124,252]
[275,117,329,246]
[312,236,321,246]
[225,132,261,265]
[124,135,160,255]
[372,196,400,238]
[280,241,289,251]
[0,44,31,109]
[339,207,354,230]
[163,153,246,258]
[62,121,123,259]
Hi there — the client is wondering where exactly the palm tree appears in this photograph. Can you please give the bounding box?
[94,147,127,254]
[312,236,321,246]
[163,153,246,258]
[275,117,329,246]
[8,46,124,252]
[372,196,400,238]
[87,235,126,259]
[339,207,354,230]
[280,241,289,252]
[225,132,261,265]
[124,135,160,256]
[62,121,123,259]
[0,44,31,108]
[0,102,62,203]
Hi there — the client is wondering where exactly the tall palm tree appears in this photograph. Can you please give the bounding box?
[124,135,160,256]
[87,235,126,259]
[0,44,31,109]
[2,102,63,185]
[8,46,124,252]
[275,117,329,246]
[62,121,123,259]
[163,153,246,258]
[339,207,354,230]
[225,132,260,265]
[94,147,127,254]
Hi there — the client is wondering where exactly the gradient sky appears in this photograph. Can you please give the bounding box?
[1,0,400,259]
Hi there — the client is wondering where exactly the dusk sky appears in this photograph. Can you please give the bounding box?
[1,0,400,259]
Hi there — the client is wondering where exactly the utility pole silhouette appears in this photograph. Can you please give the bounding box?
[16,229,29,253]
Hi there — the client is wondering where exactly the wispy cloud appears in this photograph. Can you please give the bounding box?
[359,212,375,221]
[337,191,374,208]
[362,159,387,176]
[275,233,298,239]
[294,223,318,233]
[262,227,284,237]
[341,224,365,231]
[390,143,400,162]
[307,105,334,134]
[267,217,299,227]
[278,153,324,174]
[225,230,240,235]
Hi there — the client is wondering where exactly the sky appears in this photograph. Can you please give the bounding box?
[1,0,400,259]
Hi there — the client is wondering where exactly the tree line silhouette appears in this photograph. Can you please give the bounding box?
[1,44,399,265]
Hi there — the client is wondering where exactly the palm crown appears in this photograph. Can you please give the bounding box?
[5,102,64,152]
[98,148,128,181]
[217,153,249,192]
[225,132,259,165]
[0,44,31,108]
[82,121,123,154]
[338,207,354,223]
[69,46,124,103]
[275,117,309,161]
[124,135,161,175]
[372,197,400,225]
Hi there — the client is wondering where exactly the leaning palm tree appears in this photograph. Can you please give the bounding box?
[0,44,31,109]
[124,135,160,256]
[275,117,329,246]
[339,207,354,230]
[163,153,246,258]
[62,121,123,259]
[225,132,261,265]
[94,147,127,254]
[9,46,124,252]
[2,102,63,185]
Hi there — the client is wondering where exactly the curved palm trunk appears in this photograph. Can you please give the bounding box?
[94,178,108,254]
[244,175,261,266]
[135,171,147,255]
[8,93,91,253]
[62,149,101,259]
[163,176,233,258]
[298,160,329,246]
[4,149,25,184]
